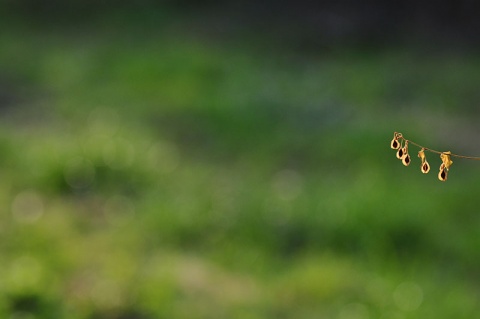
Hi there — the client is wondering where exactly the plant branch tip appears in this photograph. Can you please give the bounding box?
[391,132,480,182]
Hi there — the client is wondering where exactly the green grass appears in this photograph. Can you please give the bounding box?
[0,21,480,318]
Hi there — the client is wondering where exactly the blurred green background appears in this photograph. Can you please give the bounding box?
[1,1,480,318]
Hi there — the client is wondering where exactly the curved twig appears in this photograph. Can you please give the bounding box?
[395,132,480,160]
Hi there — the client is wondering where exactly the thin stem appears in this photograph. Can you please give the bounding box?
[399,136,480,161]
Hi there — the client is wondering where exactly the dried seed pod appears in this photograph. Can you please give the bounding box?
[396,147,404,159]
[391,138,400,150]
[440,151,453,170]
[438,165,448,181]
[418,148,426,161]
[397,141,408,160]
[418,148,430,173]
[421,161,430,174]
[402,154,411,166]
[390,133,401,150]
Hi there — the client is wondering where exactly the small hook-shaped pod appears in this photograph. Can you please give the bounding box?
[402,153,411,166]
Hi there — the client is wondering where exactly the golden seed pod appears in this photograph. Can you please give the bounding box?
[396,141,408,160]
[391,133,401,150]
[396,147,404,159]
[440,151,453,170]
[418,148,426,161]
[418,149,429,173]
[421,161,430,174]
[390,138,400,150]
[438,165,448,181]
[402,154,411,166]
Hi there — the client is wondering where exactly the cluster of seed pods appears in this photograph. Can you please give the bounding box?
[390,132,453,181]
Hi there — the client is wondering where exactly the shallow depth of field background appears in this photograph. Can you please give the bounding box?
[1,1,480,318]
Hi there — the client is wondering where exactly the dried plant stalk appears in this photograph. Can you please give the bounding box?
[391,132,480,182]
